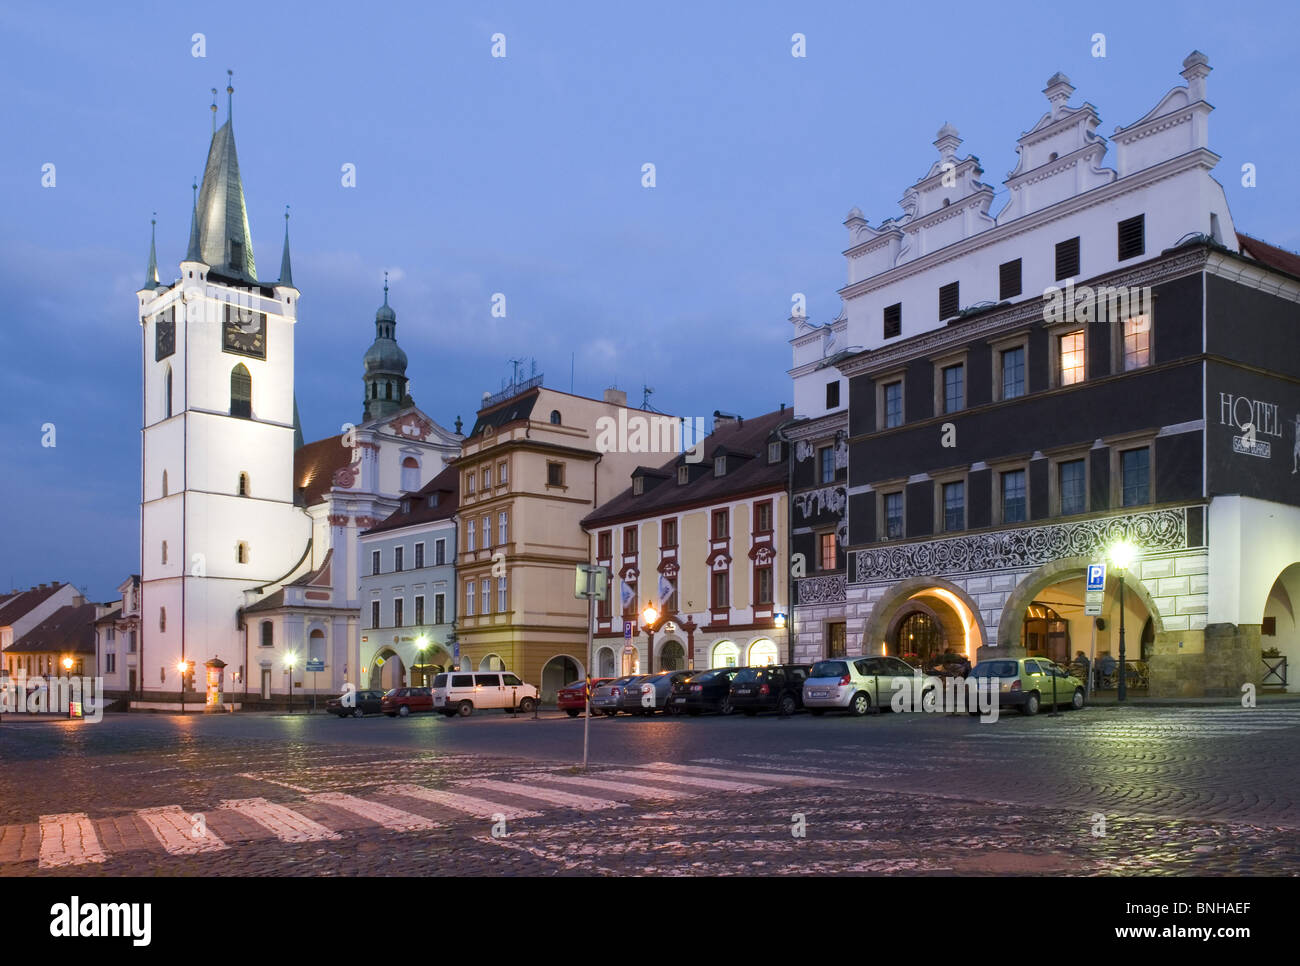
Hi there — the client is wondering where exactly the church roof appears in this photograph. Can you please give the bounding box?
[3,602,97,654]
[195,111,257,281]
[294,433,349,506]
[0,582,70,629]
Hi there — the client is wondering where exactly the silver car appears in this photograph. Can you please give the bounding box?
[802,656,923,715]
[590,675,639,716]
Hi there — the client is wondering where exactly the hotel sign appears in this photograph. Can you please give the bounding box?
[1219,392,1280,459]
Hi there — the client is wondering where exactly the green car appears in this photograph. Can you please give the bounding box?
[968,657,1086,715]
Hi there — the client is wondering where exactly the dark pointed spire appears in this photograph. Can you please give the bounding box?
[185,178,202,262]
[195,71,257,281]
[144,214,160,290]
[278,205,294,287]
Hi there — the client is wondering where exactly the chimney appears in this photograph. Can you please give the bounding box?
[603,387,627,407]
[73,594,86,607]
[713,410,740,433]
[1181,50,1210,103]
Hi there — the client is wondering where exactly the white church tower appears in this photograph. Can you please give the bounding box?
[136,77,310,705]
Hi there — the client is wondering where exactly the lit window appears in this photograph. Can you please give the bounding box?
[820,533,836,570]
[1123,315,1151,370]
[1058,330,1085,385]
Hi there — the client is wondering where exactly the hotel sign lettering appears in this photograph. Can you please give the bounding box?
[1219,392,1280,459]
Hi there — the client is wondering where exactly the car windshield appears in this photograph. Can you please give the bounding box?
[971,661,1020,678]
[810,661,848,678]
[690,670,726,683]
[432,674,447,688]
[561,680,585,690]
[732,668,762,683]
[610,676,637,687]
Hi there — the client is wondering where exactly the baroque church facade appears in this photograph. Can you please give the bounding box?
[135,87,458,707]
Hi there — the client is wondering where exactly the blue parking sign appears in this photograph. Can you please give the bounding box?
[624,621,633,640]
[1086,563,1106,593]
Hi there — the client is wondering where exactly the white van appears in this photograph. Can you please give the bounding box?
[432,671,538,717]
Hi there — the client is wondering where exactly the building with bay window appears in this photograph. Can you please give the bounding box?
[790,52,1300,696]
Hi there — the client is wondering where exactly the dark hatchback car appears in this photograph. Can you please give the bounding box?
[326,689,385,718]
[381,687,434,717]
[729,664,812,716]
[669,667,743,715]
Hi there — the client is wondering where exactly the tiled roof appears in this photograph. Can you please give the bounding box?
[363,464,460,536]
[468,388,538,438]
[3,602,97,654]
[242,588,286,615]
[0,583,69,628]
[294,433,350,506]
[1237,232,1300,279]
[583,408,791,528]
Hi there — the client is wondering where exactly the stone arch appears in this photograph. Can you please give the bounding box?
[859,576,987,659]
[995,555,1165,650]
[540,654,584,703]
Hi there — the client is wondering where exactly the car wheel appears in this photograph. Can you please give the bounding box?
[778,694,798,717]
[666,703,682,716]
[352,708,364,719]
[849,692,871,717]
[1071,688,1085,710]
[518,697,536,713]
[398,705,410,717]
[565,708,579,718]
[719,696,735,716]
[457,700,474,717]
[1021,692,1040,716]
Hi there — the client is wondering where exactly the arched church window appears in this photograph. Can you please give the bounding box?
[230,365,252,419]
[162,470,168,497]
[164,366,173,419]
[401,457,420,492]
[550,410,561,425]
[260,621,273,647]
[238,472,249,497]
[385,381,393,400]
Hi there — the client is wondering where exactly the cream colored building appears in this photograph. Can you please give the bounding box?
[584,409,792,676]
[455,381,683,699]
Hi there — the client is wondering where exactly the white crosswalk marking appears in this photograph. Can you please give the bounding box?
[308,792,440,831]
[527,773,700,801]
[219,798,342,842]
[601,768,770,793]
[138,806,228,854]
[383,784,541,820]
[460,778,625,811]
[642,762,837,786]
[38,812,107,868]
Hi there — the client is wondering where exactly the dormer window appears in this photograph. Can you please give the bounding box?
[768,441,782,464]
[632,477,644,496]
[401,499,411,513]
[427,492,440,508]
[714,456,727,477]
[677,465,689,485]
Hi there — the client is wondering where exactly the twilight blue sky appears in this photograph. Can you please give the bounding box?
[2,0,1297,599]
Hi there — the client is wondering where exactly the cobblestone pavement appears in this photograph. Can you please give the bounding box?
[2,704,1298,875]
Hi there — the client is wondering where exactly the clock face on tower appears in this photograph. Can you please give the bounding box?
[154,308,175,361]
[223,303,266,359]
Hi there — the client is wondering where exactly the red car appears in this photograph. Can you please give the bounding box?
[557,678,611,717]
[381,687,434,717]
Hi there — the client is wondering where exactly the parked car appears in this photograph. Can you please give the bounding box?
[669,667,742,715]
[591,675,639,716]
[969,657,1085,715]
[432,671,538,717]
[803,656,924,716]
[326,689,386,718]
[381,687,434,717]
[729,664,812,716]
[557,677,612,717]
[617,669,696,715]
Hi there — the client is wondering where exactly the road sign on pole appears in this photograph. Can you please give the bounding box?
[624,620,633,640]
[1085,562,1106,616]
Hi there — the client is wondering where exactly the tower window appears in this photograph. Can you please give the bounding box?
[159,607,166,632]
[385,381,393,400]
[162,470,168,497]
[549,410,562,425]
[161,540,168,565]
[238,472,250,496]
[230,364,251,418]
[236,541,249,564]
[164,366,173,419]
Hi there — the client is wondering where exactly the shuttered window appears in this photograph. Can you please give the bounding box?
[1117,215,1145,261]
[1055,237,1080,280]
[883,302,902,339]
[999,258,1022,300]
[938,282,960,320]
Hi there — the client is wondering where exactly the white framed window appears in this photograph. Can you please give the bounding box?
[434,538,446,566]
[465,580,475,617]
[991,332,1030,401]
[467,520,476,552]
[497,461,508,486]
[481,581,490,614]
[371,549,381,575]
[481,515,491,550]
[414,542,425,568]
[767,441,781,463]
[498,511,508,544]
[1054,328,1086,387]
[497,576,507,612]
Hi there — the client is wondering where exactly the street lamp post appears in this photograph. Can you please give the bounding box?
[641,603,659,675]
[284,653,297,714]
[1109,540,1137,703]
[176,659,191,715]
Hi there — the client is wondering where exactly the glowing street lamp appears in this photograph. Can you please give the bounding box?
[284,652,298,714]
[176,659,193,715]
[415,635,430,686]
[641,603,660,674]
[1109,539,1138,702]
[62,657,74,672]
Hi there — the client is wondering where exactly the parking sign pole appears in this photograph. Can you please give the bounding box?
[583,592,593,771]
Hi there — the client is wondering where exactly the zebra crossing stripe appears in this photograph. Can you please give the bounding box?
[460,778,626,811]
[601,768,770,793]
[383,784,541,820]
[219,798,342,842]
[138,806,228,854]
[38,813,107,868]
[308,792,440,831]
[643,762,838,785]
[528,773,700,801]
